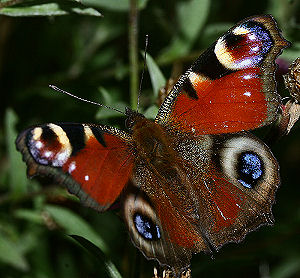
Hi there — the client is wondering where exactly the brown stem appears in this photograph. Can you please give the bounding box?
[128,0,138,110]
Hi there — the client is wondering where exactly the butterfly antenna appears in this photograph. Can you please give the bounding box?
[49,85,125,115]
[137,34,149,113]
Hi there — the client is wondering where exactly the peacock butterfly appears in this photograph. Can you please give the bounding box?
[16,15,290,276]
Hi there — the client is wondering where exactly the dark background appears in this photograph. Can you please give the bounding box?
[0,0,299,277]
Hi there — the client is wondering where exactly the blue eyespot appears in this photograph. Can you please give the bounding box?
[237,152,264,189]
[133,213,161,240]
[241,21,273,55]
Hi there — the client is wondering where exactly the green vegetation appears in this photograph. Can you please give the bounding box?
[0,0,299,277]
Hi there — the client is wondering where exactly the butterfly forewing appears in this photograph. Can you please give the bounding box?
[16,123,134,211]
[155,15,290,135]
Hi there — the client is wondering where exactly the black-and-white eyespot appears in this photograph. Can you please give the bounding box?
[123,189,168,261]
[27,124,72,167]
[123,190,161,241]
[217,135,278,190]
[236,151,264,189]
[214,20,273,70]
[133,213,161,240]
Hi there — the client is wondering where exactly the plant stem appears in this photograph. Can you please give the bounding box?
[129,0,138,110]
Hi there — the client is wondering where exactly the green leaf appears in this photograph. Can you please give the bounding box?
[157,37,190,64]
[5,108,27,198]
[68,23,123,78]
[271,256,300,278]
[71,235,122,278]
[143,105,159,120]
[16,230,39,255]
[144,52,166,97]
[95,103,127,119]
[281,42,300,61]
[14,208,44,224]
[0,1,102,17]
[82,0,148,12]
[158,0,210,61]
[95,87,127,120]
[0,233,29,271]
[177,0,210,43]
[201,22,233,45]
[44,205,108,253]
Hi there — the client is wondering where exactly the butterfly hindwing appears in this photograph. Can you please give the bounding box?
[123,129,280,275]
[172,131,279,249]
[122,182,213,276]
[156,15,290,135]
[16,123,134,211]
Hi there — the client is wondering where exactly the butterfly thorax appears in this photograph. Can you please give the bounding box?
[126,107,179,178]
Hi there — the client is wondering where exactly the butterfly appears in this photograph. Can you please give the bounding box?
[16,15,290,277]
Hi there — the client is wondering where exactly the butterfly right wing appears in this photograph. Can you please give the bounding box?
[16,123,134,211]
[172,132,280,250]
[155,15,290,135]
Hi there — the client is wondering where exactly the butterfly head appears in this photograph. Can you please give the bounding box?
[125,107,146,130]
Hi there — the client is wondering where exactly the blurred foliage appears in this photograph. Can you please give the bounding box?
[0,0,299,277]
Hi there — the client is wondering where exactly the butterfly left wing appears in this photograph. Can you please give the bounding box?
[16,123,134,211]
[155,15,290,135]
[122,184,199,275]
